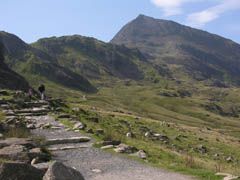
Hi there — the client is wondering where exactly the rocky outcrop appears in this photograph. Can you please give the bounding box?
[0,162,44,180]
[0,138,50,163]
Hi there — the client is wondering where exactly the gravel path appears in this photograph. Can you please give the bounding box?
[32,115,196,180]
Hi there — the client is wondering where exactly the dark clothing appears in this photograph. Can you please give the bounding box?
[38,85,45,93]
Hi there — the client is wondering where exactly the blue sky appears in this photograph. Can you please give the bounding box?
[1,0,240,44]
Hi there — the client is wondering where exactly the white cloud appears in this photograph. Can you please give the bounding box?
[151,0,184,16]
[151,0,201,16]
[187,0,240,27]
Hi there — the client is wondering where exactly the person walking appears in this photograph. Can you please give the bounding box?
[38,84,45,100]
[28,88,33,100]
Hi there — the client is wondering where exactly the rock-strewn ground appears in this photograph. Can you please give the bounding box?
[1,97,196,180]
[31,115,195,180]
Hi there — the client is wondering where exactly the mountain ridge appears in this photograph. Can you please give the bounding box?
[111,14,240,87]
[31,35,147,81]
[0,31,97,93]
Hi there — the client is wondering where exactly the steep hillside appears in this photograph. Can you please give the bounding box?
[0,41,29,91]
[111,15,240,87]
[0,31,97,93]
[31,35,146,80]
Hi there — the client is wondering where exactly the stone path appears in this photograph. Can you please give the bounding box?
[30,115,196,180]
[2,98,197,180]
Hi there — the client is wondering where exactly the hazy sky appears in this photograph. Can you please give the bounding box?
[1,0,240,44]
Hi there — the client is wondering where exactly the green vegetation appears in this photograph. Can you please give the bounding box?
[56,103,240,180]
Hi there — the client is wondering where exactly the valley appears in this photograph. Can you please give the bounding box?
[0,14,240,180]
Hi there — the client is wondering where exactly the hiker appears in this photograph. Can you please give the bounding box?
[28,88,33,100]
[38,84,45,100]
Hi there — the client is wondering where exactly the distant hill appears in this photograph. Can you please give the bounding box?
[31,35,146,80]
[0,41,29,91]
[0,31,154,93]
[0,31,97,93]
[111,14,240,87]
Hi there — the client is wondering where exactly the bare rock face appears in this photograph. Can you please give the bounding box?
[0,162,44,180]
[43,161,85,180]
[0,138,36,149]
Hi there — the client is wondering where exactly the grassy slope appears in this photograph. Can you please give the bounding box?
[43,76,240,179]
[1,86,240,180]
[61,99,240,180]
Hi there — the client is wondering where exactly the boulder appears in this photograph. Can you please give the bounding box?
[197,145,208,153]
[144,132,151,137]
[28,148,50,162]
[0,104,10,110]
[0,144,30,163]
[43,161,85,180]
[73,122,86,130]
[114,143,138,154]
[57,114,70,119]
[126,132,134,138]
[96,141,121,146]
[96,129,104,135]
[26,123,36,129]
[86,117,99,123]
[31,157,43,165]
[160,121,170,127]
[178,134,188,138]
[92,169,102,173]
[86,129,94,134]
[153,134,169,141]
[72,107,80,112]
[130,150,147,159]
[0,162,44,180]
[226,156,233,162]
[101,145,114,150]
[33,162,52,172]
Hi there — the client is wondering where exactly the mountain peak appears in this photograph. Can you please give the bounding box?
[136,14,153,20]
[111,15,240,86]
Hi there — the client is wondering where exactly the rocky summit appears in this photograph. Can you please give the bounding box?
[111,14,240,86]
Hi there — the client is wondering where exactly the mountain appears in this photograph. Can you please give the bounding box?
[0,31,153,93]
[0,31,97,93]
[31,35,146,80]
[111,14,240,87]
[0,40,29,91]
